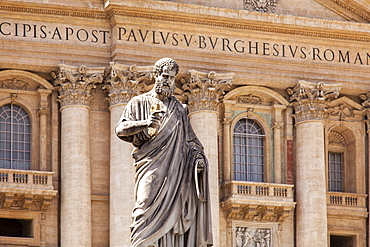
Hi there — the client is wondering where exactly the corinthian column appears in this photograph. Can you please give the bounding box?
[359,92,370,242]
[182,70,234,247]
[103,62,152,247]
[53,65,104,247]
[288,80,341,247]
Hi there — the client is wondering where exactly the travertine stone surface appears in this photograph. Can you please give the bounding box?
[60,105,91,247]
[109,103,135,247]
[189,110,220,247]
[295,120,328,247]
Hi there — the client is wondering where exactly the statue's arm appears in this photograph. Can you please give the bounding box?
[115,119,151,137]
[115,115,161,137]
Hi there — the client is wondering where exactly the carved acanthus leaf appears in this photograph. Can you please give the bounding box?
[287,80,341,123]
[244,0,282,12]
[52,64,105,108]
[182,70,234,112]
[103,62,152,106]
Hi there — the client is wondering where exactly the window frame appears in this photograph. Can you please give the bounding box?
[0,103,31,170]
[231,115,269,183]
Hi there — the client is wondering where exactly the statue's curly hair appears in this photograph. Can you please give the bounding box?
[153,58,179,77]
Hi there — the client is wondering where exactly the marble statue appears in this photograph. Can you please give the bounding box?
[115,58,213,247]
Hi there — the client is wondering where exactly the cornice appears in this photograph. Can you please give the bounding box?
[0,3,107,19]
[313,0,370,23]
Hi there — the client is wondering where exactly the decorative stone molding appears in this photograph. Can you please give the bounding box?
[328,130,346,147]
[182,70,234,112]
[327,103,353,124]
[244,0,282,13]
[103,62,152,106]
[287,80,341,124]
[359,92,370,130]
[236,227,271,247]
[52,64,105,108]
[236,94,262,104]
[0,78,29,89]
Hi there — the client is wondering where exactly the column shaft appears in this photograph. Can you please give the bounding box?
[295,120,327,247]
[109,104,135,247]
[189,110,220,247]
[60,106,91,247]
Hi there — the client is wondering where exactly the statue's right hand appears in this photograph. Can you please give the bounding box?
[147,114,161,128]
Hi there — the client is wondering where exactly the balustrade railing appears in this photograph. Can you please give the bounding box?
[327,191,367,208]
[0,168,54,190]
[223,181,294,202]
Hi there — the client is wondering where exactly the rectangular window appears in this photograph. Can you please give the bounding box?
[328,152,343,192]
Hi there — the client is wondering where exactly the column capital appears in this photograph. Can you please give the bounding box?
[359,92,370,129]
[52,64,105,108]
[103,62,152,107]
[287,80,341,124]
[182,70,234,112]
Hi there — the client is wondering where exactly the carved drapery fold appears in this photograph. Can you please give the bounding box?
[103,62,152,106]
[52,64,105,108]
[287,80,341,124]
[182,70,234,112]
[244,0,282,13]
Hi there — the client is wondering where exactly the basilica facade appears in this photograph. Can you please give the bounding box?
[0,0,369,246]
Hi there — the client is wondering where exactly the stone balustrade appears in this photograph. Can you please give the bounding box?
[0,168,57,211]
[0,168,54,190]
[221,181,296,222]
[223,181,294,202]
[327,191,367,208]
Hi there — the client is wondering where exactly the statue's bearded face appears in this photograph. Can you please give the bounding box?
[154,66,176,97]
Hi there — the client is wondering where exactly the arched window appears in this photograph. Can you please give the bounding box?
[0,104,31,170]
[233,118,265,182]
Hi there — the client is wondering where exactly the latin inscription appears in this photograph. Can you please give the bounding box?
[118,27,370,66]
[1,20,370,66]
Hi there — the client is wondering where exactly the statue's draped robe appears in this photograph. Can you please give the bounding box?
[117,94,213,247]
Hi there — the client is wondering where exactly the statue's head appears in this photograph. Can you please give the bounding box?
[153,58,179,97]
